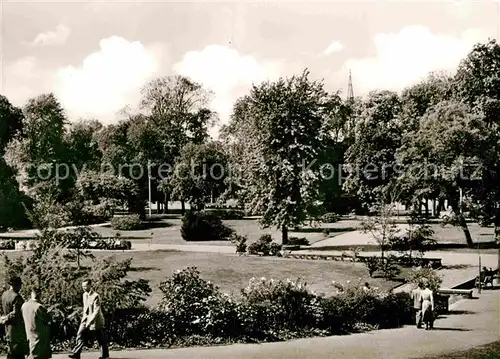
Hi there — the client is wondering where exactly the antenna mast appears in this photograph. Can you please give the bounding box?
[347,69,354,102]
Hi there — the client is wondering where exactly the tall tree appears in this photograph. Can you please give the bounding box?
[453,39,500,250]
[4,93,68,201]
[0,95,29,229]
[396,100,486,247]
[227,69,340,244]
[342,90,402,206]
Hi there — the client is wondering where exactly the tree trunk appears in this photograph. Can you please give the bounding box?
[424,199,429,217]
[282,225,289,246]
[181,200,185,214]
[454,207,474,248]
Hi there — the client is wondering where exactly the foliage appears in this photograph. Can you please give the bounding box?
[363,257,380,278]
[180,211,234,241]
[378,255,401,279]
[361,203,399,260]
[405,267,443,293]
[342,90,402,204]
[204,209,244,220]
[0,227,150,343]
[229,233,247,254]
[111,214,142,231]
[169,142,229,210]
[226,69,343,244]
[247,234,281,256]
[320,212,340,223]
[158,267,237,338]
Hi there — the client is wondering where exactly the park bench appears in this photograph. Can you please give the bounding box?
[475,268,498,289]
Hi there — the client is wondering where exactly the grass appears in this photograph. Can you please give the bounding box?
[84,250,401,306]
[420,340,500,359]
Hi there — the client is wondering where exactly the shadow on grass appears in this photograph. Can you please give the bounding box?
[429,327,472,331]
[292,227,358,233]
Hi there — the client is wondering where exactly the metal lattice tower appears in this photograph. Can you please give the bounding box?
[347,70,354,102]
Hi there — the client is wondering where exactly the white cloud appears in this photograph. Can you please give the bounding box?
[2,57,52,106]
[173,44,283,132]
[342,26,487,95]
[32,24,71,46]
[54,36,164,122]
[323,40,344,55]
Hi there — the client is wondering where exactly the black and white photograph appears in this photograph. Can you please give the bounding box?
[0,1,499,358]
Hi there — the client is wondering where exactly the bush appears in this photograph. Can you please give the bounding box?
[158,267,239,338]
[288,237,309,246]
[181,211,234,242]
[405,267,443,293]
[230,233,247,255]
[247,235,281,256]
[202,209,244,220]
[379,255,401,279]
[111,214,142,230]
[0,227,151,347]
[321,213,340,223]
[363,257,380,277]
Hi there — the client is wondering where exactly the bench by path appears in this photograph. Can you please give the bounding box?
[8,291,498,359]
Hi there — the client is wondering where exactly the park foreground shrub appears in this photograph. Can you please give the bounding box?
[111,214,142,230]
[0,265,413,353]
[181,211,234,241]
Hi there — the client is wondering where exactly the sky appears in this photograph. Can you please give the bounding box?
[1,0,499,137]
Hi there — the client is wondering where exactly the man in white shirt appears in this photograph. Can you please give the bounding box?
[68,279,108,359]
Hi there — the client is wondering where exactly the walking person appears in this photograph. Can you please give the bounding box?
[1,276,28,359]
[21,287,51,359]
[69,279,109,359]
[410,280,424,328]
[420,279,435,330]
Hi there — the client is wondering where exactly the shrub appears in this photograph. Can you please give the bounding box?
[202,209,244,220]
[321,213,340,223]
[158,267,239,338]
[379,255,401,279]
[111,214,142,230]
[247,234,281,256]
[181,211,234,242]
[230,233,247,255]
[405,267,443,293]
[240,277,321,332]
[288,237,309,246]
[363,257,380,277]
[0,226,151,345]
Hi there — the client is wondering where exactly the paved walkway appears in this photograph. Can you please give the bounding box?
[7,290,497,359]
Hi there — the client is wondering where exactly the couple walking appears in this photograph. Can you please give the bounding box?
[411,278,435,330]
[1,275,109,359]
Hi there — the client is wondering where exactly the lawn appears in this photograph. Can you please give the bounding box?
[89,218,497,247]
[84,250,401,306]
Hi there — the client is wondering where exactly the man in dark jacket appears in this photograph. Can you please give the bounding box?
[1,276,28,359]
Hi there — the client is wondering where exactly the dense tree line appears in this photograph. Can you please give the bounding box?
[1,39,499,247]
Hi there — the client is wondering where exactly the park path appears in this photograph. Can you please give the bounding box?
[10,290,498,359]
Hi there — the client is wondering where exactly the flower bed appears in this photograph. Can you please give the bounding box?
[0,238,131,251]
